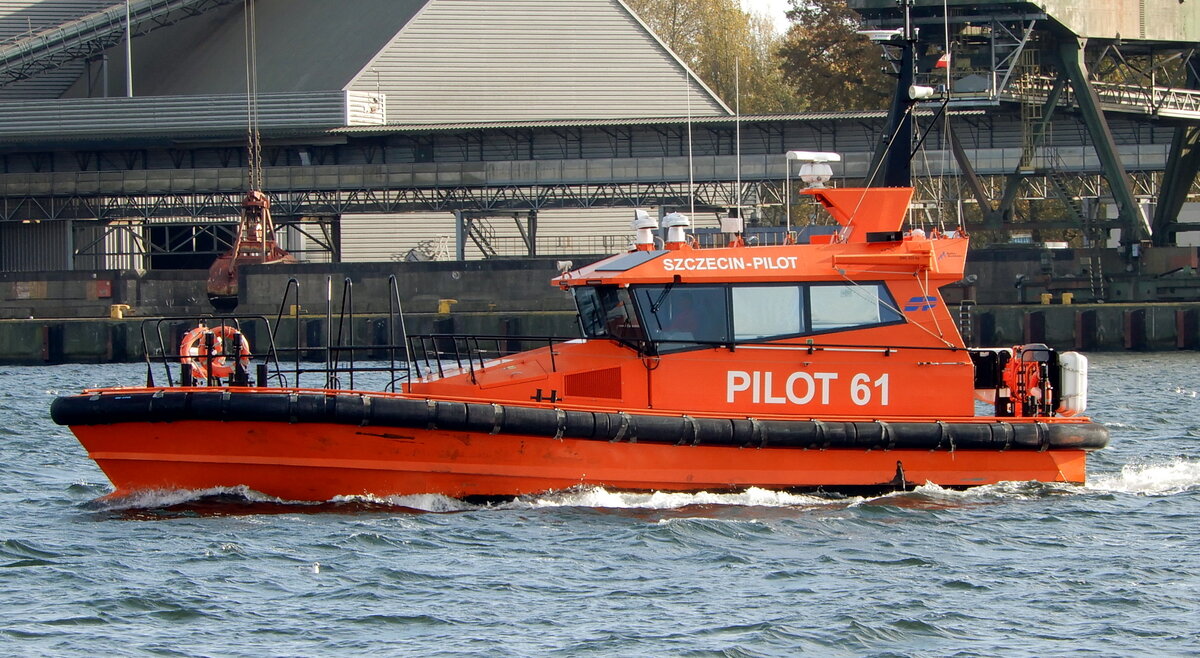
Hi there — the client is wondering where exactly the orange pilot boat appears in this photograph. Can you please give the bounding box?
[50,183,1108,502]
[49,7,1106,501]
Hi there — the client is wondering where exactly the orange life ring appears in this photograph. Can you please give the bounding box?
[180,325,251,382]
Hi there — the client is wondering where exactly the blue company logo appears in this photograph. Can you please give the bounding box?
[904,296,938,312]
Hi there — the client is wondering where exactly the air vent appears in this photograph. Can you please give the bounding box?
[563,367,622,399]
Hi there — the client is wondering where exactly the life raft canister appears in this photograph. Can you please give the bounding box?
[180,324,251,382]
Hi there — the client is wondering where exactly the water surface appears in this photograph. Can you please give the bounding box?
[1,354,1197,656]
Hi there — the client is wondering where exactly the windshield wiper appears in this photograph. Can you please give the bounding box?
[650,282,675,313]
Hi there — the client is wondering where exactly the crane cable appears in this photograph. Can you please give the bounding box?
[243,0,262,191]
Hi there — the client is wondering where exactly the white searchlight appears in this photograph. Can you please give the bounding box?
[909,84,936,100]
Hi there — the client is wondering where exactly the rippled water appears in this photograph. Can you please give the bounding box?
[2,354,1198,656]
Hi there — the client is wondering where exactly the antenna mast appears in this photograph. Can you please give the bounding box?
[870,0,919,188]
[734,56,741,214]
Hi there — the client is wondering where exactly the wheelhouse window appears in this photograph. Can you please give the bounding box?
[809,283,902,332]
[578,281,903,352]
[733,285,804,341]
[634,285,729,351]
[574,285,644,344]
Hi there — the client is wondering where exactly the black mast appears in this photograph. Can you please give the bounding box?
[872,0,919,188]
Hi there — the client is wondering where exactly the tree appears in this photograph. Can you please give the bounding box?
[625,0,800,113]
[776,0,893,111]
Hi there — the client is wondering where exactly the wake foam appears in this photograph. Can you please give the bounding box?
[89,486,843,514]
[89,485,285,511]
[500,486,838,510]
[1086,458,1200,496]
[86,460,1200,515]
[333,493,476,513]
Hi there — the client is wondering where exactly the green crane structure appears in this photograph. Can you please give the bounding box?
[849,0,1200,251]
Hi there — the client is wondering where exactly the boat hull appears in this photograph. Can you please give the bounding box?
[69,420,1090,500]
[54,390,1105,500]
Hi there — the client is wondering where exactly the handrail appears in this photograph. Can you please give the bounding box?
[140,314,283,387]
[130,265,430,391]
[406,333,574,381]
[324,276,333,389]
[386,275,409,392]
[332,277,355,390]
[1005,73,1200,118]
[270,277,301,387]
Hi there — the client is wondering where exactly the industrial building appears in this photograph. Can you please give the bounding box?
[2,0,1200,313]
[0,0,730,271]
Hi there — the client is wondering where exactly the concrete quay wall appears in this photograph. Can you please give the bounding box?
[0,259,584,320]
[4,247,1200,321]
[970,303,1200,351]
[0,310,580,366]
[7,248,1200,321]
[4,251,1200,364]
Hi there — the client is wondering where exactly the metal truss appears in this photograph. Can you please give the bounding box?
[276,217,337,259]
[913,15,1041,104]
[0,0,240,87]
[6,171,1190,225]
[1007,73,1200,120]
[71,220,148,261]
[2,181,751,223]
[71,214,336,262]
[910,171,1165,206]
[50,170,1200,264]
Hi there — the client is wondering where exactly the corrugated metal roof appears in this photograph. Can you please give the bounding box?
[0,90,382,141]
[345,0,729,123]
[332,114,888,136]
[4,0,731,132]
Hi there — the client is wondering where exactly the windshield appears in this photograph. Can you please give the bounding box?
[633,285,729,352]
[574,285,645,345]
